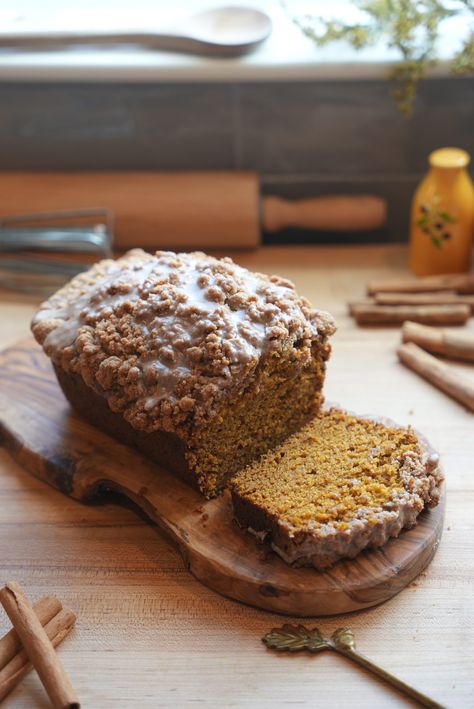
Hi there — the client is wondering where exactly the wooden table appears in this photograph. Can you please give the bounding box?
[0,245,472,709]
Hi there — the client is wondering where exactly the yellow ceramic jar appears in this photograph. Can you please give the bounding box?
[409,147,474,276]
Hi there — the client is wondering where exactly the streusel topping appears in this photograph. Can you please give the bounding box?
[32,249,335,435]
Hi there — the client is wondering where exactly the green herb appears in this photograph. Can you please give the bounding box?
[285,0,474,116]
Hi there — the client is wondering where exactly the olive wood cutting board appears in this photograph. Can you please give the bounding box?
[0,339,445,616]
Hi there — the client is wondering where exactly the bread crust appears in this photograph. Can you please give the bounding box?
[54,364,197,488]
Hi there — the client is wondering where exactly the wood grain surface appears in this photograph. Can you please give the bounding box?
[0,245,472,708]
[0,338,445,618]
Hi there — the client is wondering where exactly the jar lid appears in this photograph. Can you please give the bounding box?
[429,147,470,168]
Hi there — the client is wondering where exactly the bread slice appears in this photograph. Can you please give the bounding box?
[230,408,443,569]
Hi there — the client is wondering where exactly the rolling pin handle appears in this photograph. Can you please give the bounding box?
[262,194,387,233]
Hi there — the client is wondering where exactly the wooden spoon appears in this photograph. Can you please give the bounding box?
[0,6,273,56]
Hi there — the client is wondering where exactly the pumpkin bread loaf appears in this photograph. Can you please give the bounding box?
[31,249,335,498]
[231,408,443,569]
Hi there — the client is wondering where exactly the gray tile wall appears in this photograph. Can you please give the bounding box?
[0,77,473,241]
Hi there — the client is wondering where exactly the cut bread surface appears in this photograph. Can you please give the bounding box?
[231,408,443,569]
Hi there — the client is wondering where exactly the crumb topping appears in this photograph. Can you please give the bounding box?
[32,249,335,436]
[231,408,440,534]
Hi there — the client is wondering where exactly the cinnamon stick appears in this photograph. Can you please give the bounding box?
[402,322,474,362]
[368,273,474,296]
[0,608,76,703]
[398,342,474,412]
[0,582,79,709]
[0,595,61,669]
[375,291,474,311]
[350,303,470,326]
[347,299,375,315]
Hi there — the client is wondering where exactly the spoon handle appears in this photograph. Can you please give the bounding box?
[335,647,446,709]
[0,31,184,48]
[0,30,254,56]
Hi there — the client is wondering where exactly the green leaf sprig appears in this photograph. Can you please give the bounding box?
[285,0,474,116]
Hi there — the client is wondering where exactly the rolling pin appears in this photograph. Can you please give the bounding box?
[0,171,386,250]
